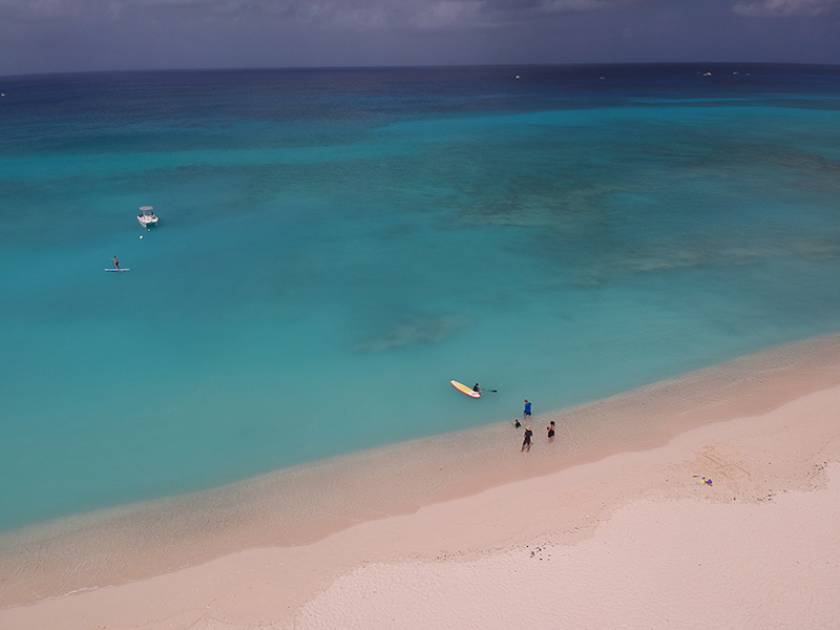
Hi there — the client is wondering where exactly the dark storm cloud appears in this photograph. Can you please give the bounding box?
[0,0,838,75]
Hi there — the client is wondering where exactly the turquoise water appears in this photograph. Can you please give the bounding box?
[3,64,840,530]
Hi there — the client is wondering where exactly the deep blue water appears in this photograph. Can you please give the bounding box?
[2,63,840,531]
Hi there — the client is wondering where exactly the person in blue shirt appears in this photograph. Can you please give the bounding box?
[523,399,532,420]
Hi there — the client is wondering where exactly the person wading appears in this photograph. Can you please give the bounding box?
[521,427,533,452]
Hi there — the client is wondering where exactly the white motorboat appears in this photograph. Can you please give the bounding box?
[137,205,159,229]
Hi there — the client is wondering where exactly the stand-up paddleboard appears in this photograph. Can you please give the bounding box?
[104,268,131,272]
[450,379,480,398]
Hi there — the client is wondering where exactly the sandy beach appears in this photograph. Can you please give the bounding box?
[3,335,840,629]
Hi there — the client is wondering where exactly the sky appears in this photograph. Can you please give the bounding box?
[0,0,839,75]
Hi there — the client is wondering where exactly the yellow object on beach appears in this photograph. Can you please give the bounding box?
[450,380,481,398]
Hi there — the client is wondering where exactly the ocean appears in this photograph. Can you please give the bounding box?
[2,63,840,531]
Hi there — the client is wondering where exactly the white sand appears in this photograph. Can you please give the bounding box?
[300,474,840,629]
[298,474,840,630]
[3,343,840,629]
[294,385,840,630]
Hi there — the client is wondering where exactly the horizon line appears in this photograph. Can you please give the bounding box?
[3,59,840,81]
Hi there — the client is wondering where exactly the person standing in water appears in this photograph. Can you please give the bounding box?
[112,255,120,270]
[523,399,532,421]
[521,426,533,452]
[547,420,556,442]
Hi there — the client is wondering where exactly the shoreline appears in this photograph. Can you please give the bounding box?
[4,333,840,622]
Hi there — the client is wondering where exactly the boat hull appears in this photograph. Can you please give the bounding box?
[138,217,159,228]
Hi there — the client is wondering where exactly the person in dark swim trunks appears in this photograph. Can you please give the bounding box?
[547,420,556,441]
[513,418,522,428]
[523,399,532,420]
[112,255,120,270]
[521,427,533,452]
[473,383,481,394]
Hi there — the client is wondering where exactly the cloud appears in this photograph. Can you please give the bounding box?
[0,0,82,19]
[732,0,840,17]
[540,0,618,10]
[407,0,621,30]
[0,0,631,30]
[411,1,485,30]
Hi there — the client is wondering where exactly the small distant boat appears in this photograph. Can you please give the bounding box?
[137,205,159,229]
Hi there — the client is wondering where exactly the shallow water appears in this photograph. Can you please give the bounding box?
[2,64,840,530]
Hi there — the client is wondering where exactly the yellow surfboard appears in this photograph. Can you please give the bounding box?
[450,379,481,398]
